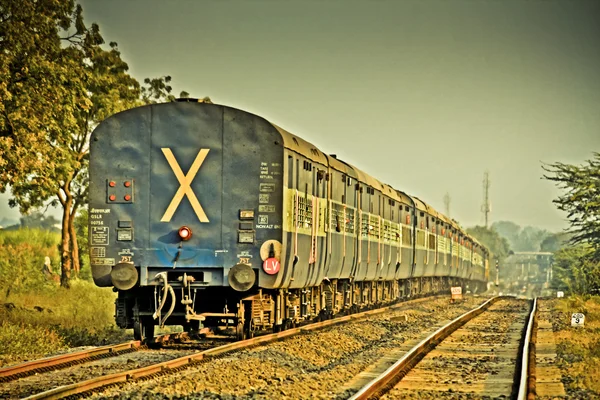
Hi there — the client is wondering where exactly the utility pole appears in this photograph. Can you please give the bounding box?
[443,192,451,217]
[481,171,491,228]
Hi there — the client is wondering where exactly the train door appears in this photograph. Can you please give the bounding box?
[307,165,327,286]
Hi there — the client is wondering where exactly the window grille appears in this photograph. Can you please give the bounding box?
[345,207,355,234]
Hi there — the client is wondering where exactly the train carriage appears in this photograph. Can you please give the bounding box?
[89,100,488,340]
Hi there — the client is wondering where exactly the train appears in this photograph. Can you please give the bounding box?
[89,99,489,341]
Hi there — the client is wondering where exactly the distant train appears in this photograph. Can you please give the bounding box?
[89,99,489,341]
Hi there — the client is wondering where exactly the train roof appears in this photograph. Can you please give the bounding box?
[272,124,329,166]
[394,190,414,207]
[411,196,428,213]
[326,154,359,180]
[381,183,402,202]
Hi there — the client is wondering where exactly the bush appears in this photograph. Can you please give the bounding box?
[0,320,65,367]
[0,229,61,299]
[0,228,127,364]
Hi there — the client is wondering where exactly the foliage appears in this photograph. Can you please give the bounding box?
[0,229,60,298]
[540,231,572,253]
[0,320,65,367]
[552,296,600,397]
[492,221,550,252]
[19,211,60,231]
[552,244,600,295]
[543,153,600,261]
[0,227,127,365]
[0,279,127,366]
[0,0,190,288]
[466,225,511,264]
[74,207,90,279]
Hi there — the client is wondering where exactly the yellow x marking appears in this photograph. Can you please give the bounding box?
[160,148,210,223]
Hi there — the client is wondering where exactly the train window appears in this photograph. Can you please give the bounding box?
[420,212,424,217]
[405,206,409,212]
[317,170,325,181]
[347,177,352,186]
[342,175,346,183]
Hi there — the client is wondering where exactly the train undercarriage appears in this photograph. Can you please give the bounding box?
[115,275,487,342]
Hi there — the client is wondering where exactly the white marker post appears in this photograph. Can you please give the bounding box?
[557,291,564,298]
[571,313,585,328]
[450,286,462,302]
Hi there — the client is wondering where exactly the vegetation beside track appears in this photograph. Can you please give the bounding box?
[551,296,600,397]
[0,229,127,367]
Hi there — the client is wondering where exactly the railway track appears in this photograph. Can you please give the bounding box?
[349,297,537,400]
[0,340,143,383]
[0,332,213,399]
[12,295,482,399]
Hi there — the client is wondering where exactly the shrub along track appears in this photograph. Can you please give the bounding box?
[23,295,491,400]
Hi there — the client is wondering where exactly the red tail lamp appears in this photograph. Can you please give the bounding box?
[178,226,192,241]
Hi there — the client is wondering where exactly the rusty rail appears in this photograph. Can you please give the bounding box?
[348,296,508,400]
[0,332,186,383]
[24,295,444,400]
[0,341,141,383]
[517,297,538,400]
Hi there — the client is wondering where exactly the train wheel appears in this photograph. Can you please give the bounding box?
[133,317,155,343]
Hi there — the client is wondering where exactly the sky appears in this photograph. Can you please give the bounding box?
[1,0,599,232]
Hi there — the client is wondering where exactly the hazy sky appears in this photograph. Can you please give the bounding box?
[1,0,598,232]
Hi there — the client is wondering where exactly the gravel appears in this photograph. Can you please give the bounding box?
[0,348,198,399]
[86,296,490,399]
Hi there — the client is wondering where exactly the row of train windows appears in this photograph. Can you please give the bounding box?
[292,157,462,235]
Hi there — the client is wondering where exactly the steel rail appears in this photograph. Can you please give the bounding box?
[348,296,508,400]
[517,297,538,400]
[24,295,444,400]
[0,332,186,383]
[0,341,141,383]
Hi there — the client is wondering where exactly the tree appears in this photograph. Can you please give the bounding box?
[540,232,571,253]
[1,0,91,287]
[552,244,600,295]
[492,221,521,250]
[543,153,600,261]
[19,211,60,231]
[0,1,182,287]
[466,225,511,264]
[492,221,550,252]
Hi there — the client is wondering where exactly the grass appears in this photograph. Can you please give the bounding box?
[552,295,600,396]
[0,228,128,367]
